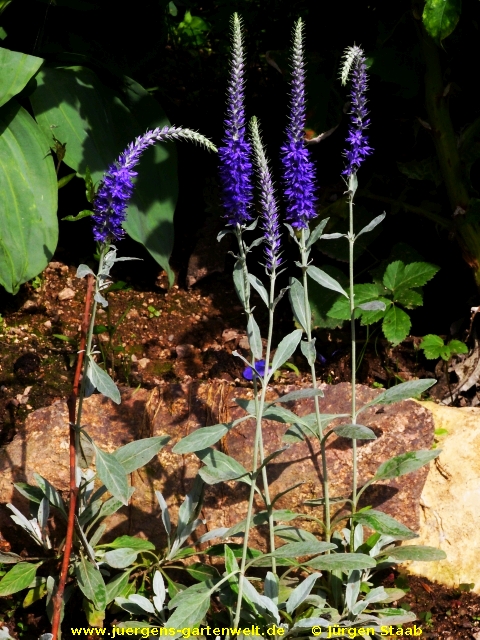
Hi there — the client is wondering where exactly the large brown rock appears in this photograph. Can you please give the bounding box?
[0,382,434,551]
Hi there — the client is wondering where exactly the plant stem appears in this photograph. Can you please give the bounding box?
[50,274,94,640]
[299,230,330,541]
[348,175,358,552]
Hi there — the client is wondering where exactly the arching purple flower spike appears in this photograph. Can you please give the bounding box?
[341,45,373,177]
[93,126,216,244]
[218,13,254,227]
[280,18,317,230]
[250,117,282,271]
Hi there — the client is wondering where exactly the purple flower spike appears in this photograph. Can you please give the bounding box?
[341,45,373,177]
[218,13,254,227]
[93,126,216,244]
[280,18,317,230]
[250,117,282,271]
[243,359,267,380]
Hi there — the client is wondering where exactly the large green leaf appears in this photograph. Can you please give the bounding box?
[0,101,58,293]
[30,66,178,283]
[382,305,411,346]
[0,47,43,108]
[307,553,376,571]
[94,444,130,505]
[423,0,462,45]
[352,510,418,540]
[378,545,447,562]
[373,449,440,481]
[0,562,41,596]
[75,555,107,611]
[113,435,170,473]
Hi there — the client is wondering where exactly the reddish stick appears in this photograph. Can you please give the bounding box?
[51,274,94,638]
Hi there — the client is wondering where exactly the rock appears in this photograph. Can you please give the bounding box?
[57,287,75,301]
[175,344,195,359]
[402,402,480,594]
[0,382,434,553]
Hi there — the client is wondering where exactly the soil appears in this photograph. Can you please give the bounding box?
[1,258,480,637]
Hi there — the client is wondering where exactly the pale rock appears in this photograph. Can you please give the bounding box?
[57,287,75,301]
[402,401,480,594]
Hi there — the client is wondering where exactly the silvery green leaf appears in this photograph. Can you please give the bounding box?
[196,448,250,485]
[352,587,388,616]
[94,444,129,505]
[373,449,440,481]
[0,551,22,564]
[288,278,308,332]
[359,379,436,412]
[170,519,204,559]
[6,504,42,544]
[78,431,95,469]
[271,329,302,372]
[307,553,376,571]
[104,548,139,569]
[167,582,214,630]
[242,578,280,623]
[226,510,300,538]
[247,314,263,360]
[292,617,331,629]
[321,233,346,239]
[94,291,108,307]
[197,528,229,543]
[352,510,418,540]
[233,259,248,306]
[155,491,171,536]
[358,300,386,311]
[96,488,135,521]
[153,570,166,612]
[273,285,289,309]
[114,435,170,473]
[177,475,204,531]
[307,265,348,298]
[38,498,49,540]
[263,405,299,424]
[376,545,446,562]
[75,516,97,566]
[332,424,377,440]
[13,482,43,504]
[271,482,304,507]
[356,213,386,238]
[76,264,95,278]
[286,572,322,614]
[105,571,130,604]
[345,570,361,613]
[39,635,53,640]
[217,228,233,242]
[244,218,259,232]
[300,338,316,366]
[234,397,258,415]
[33,473,67,518]
[173,423,230,454]
[75,554,106,611]
[306,218,329,249]
[248,236,264,250]
[269,541,336,558]
[264,571,279,602]
[86,358,121,404]
[284,223,297,239]
[248,273,269,307]
[89,524,106,548]
[128,594,155,614]
[114,597,149,616]
[275,388,324,403]
[274,526,318,543]
[349,172,358,196]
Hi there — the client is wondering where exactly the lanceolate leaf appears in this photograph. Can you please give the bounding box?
[333,424,377,440]
[377,545,447,562]
[30,67,179,284]
[104,548,139,569]
[0,562,42,596]
[75,555,107,611]
[173,424,230,454]
[0,101,58,294]
[196,449,250,485]
[289,277,308,331]
[248,273,269,307]
[113,436,170,473]
[359,379,437,412]
[307,265,348,298]
[86,358,121,404]
[373,449,440,481]
[247,314,263,360]
[352,510,418,539]
[307,553,376,571]
[94,445,130,505]
[271,329,303,372]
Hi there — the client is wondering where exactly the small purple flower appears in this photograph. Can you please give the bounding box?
[341,46,373,177]
[93,126,216,244]
[250,117,282,271]
[243,359,267,380]
[280,18,317,230]
[218,13,254,227]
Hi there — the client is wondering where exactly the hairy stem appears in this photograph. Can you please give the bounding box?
[348,176,358,552]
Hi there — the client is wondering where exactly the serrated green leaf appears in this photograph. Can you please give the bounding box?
[448,339,468,355]
[373,449,440,480]
[352,510,418,540]
[113,435,169,473]
[94,444,129,505]
[383,261,405,291]
[0,562,41,596]
[420,334,445,359]
[382,306,411,346]
[394,288,423,309]
[422,0,461,44]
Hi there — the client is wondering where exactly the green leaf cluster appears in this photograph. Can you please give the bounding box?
[419,334,468,360]
[328,260,439,346]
